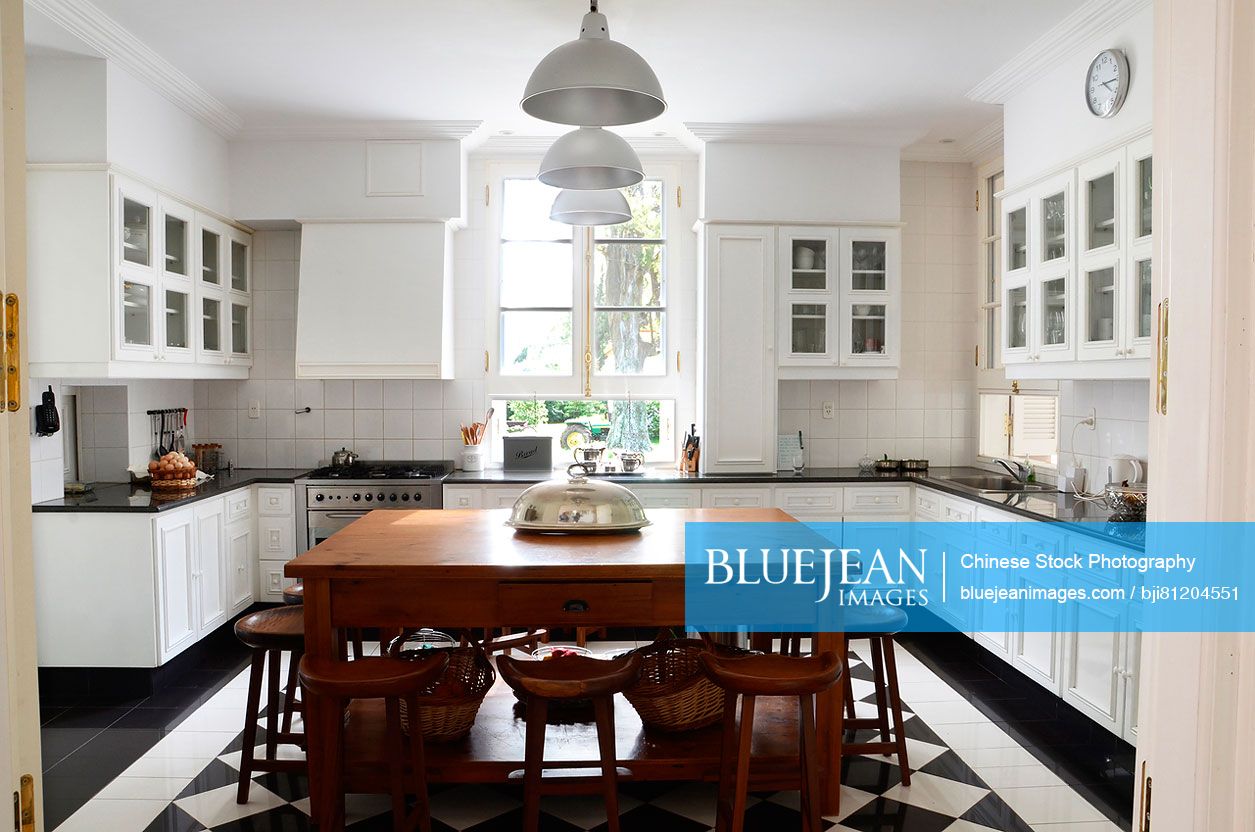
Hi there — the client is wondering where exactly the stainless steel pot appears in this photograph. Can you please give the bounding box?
[506,465,650,533]
[331,447,358,468]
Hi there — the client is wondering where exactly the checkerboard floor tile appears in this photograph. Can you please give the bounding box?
[49,642,1125,832]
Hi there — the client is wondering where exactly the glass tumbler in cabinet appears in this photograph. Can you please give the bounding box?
[1007,207,1027,271]
[790,239,827,291]
[1136,260,1152,339]
[849,240,887,290]
[1039,276,1068,357]
[1040,192,1067,263]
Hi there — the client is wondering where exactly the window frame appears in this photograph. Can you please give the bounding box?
[977,164,1005,375]
[976,390,1061,471]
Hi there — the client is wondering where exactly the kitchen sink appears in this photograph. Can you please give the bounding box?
[941,475,1055,494]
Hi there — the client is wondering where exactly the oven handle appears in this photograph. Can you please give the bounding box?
[319,512,372,519]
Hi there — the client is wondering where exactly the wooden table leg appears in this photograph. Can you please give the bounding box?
[302,578,346,832]
[814,630,843,817]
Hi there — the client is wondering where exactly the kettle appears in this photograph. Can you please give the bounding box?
[1109,455,1145,485]
[331,447,358,468]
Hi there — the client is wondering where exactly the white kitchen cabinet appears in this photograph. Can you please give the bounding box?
[154,510,197,661]
[701,487,771,509]
[971,504,1017,660]
[258,485,295,517]
[1059,569,1126,734]
[258,518,295,558]
[259,559,297,603]
[444,485,484,510]
[1008,523,1064,691]
[843,486,909,515]
[632,486,703,509]
[778,228,837,368]
[483,486,532,509]
[838,228,899,370]
[226,519,254,614]
[26,168,253,380]
[193,499,228,635]
[773,486,842,520]
[699,224,778,473]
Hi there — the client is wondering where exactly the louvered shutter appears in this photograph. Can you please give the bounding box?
[1010,395,1058,459]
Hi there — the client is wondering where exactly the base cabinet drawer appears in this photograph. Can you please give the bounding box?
[773,487,842,514]
[631,487,702,509]
[701,487,770,508]
[844,486,910,514]
[498,581,654,626]
[444,486,484,509]
[914,487,942,520]
[258,518,295,558]
[225,489,252,523]
[483,487,531,509]
[259,559,296,602]
[258,486,294,517]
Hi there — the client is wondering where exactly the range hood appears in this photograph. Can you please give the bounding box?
[295,221,453,379]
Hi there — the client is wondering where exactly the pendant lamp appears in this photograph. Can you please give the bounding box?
[538,127,644,190]
[550,188,631,226]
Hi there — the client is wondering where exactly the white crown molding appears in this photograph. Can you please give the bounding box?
[470,133,695,157]
[234,120,484,143]
[900,119,1003,164]
[26,0,243,136]
[684,122,920,148]
[966,0,1151,105]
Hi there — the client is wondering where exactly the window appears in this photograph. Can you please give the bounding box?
[978,392,1059,468]
[487,161,692,464]
[979,170,1005,370]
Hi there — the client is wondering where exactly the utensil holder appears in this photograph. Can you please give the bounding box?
[461,445,485,471]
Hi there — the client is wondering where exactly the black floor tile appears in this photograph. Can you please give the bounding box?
[917,750,988,788]
[741,798,832,830]
[960,793,1036,832]
[839,796,955,832]
[469,806,582,832]
[112,706,205,731]
[589,803,704,832]
[197,805,313,832]
[143,804,208,832]
[43,727,167,780]
[839,755,903,794]
[177,760,242,800]
[41,773,105,831]
[40,706,69,726]
[39,727,99,770]
[42,704,135,731]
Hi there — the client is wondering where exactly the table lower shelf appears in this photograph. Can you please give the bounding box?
[337,674,810,792]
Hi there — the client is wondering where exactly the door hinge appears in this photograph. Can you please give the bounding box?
[1155,299,1168,415]
[676,185,682,208]
[484,184,490,207]
[17,774,34,832]
[4,294,21,412]
[1139,763,1152,831]
[483,350,489,374]
[676,351,681,373]
[975,189,980,212]
[974,344,980,367]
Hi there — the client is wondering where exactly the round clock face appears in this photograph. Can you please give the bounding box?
[1086,49,1129,118]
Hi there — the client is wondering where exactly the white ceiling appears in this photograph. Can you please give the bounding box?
[25,0,1088,148]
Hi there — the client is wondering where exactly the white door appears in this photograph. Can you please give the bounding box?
[1060,583,1126,733]
[154,510,197,658]
[226,520,253,612]
[194,500,228,633]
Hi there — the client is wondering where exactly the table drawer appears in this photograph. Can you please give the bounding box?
[844,486,909,514]
[701,487,770,508]
[774,487,842,513]
[225,489,252,523]
[498,581,654,626]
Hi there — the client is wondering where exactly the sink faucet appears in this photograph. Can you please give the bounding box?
[995,458,1030,482]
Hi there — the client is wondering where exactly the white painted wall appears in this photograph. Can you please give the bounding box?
[228,139,463,222]
[778,160,977,466]
[1002,4,1153,186]
[701,142,900,223]
[25,56,106,163]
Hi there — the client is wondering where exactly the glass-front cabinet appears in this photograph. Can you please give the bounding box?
[115,180,158,360]
[1032,173,1072,270]
[838,228,897,368]
[1122,135,1154,359]
[1003,191,1030,277]
[230,301,250,358]
[1079,149,1121,255]
[1035,273,1072,362]
[1003,279,1030,362]
[201,296,224,357]
[1078,260,1120,360]
[778,228,836,367]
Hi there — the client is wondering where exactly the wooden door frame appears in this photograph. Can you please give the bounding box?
[1136,0,1255,830]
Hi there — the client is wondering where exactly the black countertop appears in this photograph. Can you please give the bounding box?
[31,469,315,513]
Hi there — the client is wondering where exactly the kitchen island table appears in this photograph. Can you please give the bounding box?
[287,507,844,830]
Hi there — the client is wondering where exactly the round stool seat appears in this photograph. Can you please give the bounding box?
[842,605,909,636]
[282,583,304,605]
[699,651,842,697]
[234,605,305,651]
[298,655,449,700]
[497,653,642,700]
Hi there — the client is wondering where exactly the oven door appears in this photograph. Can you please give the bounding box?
[307,510,370,549]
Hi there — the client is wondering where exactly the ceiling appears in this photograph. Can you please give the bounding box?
[25,0,1088,149]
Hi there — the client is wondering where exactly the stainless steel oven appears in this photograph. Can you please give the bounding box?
[306,507,374,549]
[297,460,450,551]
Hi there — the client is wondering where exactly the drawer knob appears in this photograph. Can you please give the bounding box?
[806,498,814,504]
[874,497,881,504]
[563,599,589,613]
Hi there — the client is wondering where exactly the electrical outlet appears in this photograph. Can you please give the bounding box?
[248,400,261,419]
[1083,407,1096,428]
[822,401,835,419]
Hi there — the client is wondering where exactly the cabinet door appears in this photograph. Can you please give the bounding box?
[780,228,836,292]
[1079,150,1122,256]
[1033,271,1074,363]
[1060,582,1125,733]
[631,486,703,509]
[228,231,251,294]
[701,487,771,509]
[226,520,254,612]
[1078,257,1121,361]
[194,500,228,634]
[154,510,196,660]
[700,225,776,472]
[161,282,195,363]
[199,217,226,289]
[115,179,159,361]
[778,228,837,367]
[443,486,484,509]
[1009,526,1063,691]
[258,518,296,559]
[781,299,833,365]
[1002,191,1030,279]
[1002,276,1032,365]
[198,293,226,362]
[229,299,252,364]
[159,197,194,282]
[1126,136,1153,246]
[839,299,897,367]
[1032,173,1073,270]
[838,228,899,368]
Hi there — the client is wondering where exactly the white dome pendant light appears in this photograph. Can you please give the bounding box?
[538,126,644,190]
[522,1,666,127]
[550,189,631,226]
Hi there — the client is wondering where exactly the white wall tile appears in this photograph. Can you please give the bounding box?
[383,380,413,410]
[324,380,354,410]
[383,410,412,439]
[353,409,383,439]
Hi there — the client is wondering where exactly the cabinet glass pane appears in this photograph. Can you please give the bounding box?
[164,289,188,350]
[1137,157,1152,237]
[1008,286,1028,349]
[1087,173,1116,249]
[122,198,151,267]
[1041,277,1067,346]
[231,304,248,354]
[1008,207,1027,270]
[201,229,221,285]
[790,239,827,290]
[790,303,826,354]
[1086,267,1116,343]
[850,304,886,355]
[850,240,886,290]
[1136,259,1152,339]
[1041,192,1066,262]
[164,215,188,275]
[122,281,151,346]
[230,240,248,291]
[202,297,221,352]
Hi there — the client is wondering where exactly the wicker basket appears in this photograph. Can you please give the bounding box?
[623,638,754,732]
[388,636,495,742]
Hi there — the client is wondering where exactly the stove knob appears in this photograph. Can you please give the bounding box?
[413,493,423,503]
[314,493,324,502]
[401,493,410,501]
[378,493,386,502]
[365,493,373,501]
[352,493,361,502]
[389,493,398,502]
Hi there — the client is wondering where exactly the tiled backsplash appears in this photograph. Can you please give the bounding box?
[192,230,482,469]
[1058,379,1150,484]
[779,161,979,468]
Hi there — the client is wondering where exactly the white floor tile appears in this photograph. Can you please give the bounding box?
[975,763,1066,789]
[955,745,1042,768]
[428,784,522,828]
[944,820,1005,832]
[898,680,967,703]
[996,785,1108,825]
[172,705,251,733]
[217,743,306,772]
[120,756,214,779]
[648,781,741,826]
[95,776,191,801]
[54,797,168,832]
[932,721,1022,750]
[541,793,644,827]
[1029,822,1122,831]
[849,677,876,700]
[907,698,990,725]
[174,782,288,827]
[201,684,257,711]
[145,730,243,760]
[881,771,989,817]
[860,736,950,768]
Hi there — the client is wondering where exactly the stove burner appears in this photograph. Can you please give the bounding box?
[307,460,451,481]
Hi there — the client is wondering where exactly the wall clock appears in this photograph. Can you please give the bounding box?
[1085,48,1130,118]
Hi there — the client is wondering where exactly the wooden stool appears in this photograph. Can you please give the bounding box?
[842,607,911,784]
[299,654,449,832]
[281,583,303,605]
[496,653,643,832]
[700,652,843,832]
[234,605,308,803]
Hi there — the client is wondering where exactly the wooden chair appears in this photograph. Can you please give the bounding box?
[233,606,308,803]
[841,606,912,784]
[496,653,643,832]
[298,654,449,832]
[700,651,843,832]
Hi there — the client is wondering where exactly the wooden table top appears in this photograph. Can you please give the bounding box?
[286,507,794,579]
